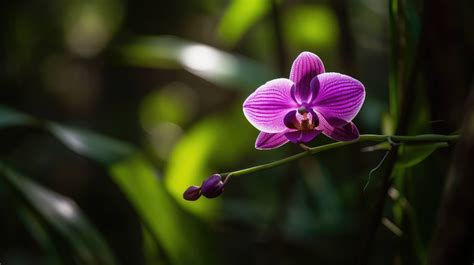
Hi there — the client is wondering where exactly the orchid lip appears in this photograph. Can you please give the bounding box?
[284,109,319,131]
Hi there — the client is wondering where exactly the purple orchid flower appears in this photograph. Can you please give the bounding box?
[243,52,365,150]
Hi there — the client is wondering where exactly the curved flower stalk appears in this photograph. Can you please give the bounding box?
[183,134,460,201]
[182,51,460,201]
[243,52,365,150]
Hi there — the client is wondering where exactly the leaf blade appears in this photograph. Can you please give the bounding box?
[0,163,117,265]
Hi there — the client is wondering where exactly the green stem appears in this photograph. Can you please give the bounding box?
[226,134,459,177]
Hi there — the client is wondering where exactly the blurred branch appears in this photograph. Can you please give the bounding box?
[381,217,403,237]
[358,0,423,258]
[270,0,288,74]
[389,188,427,264]
[420,0,474,134]
[330,0,356,73]
[357,60,422,265]
[357,146,399,265]
[357,63,420,265]
[424,0,474,262]
[428,92,474,265]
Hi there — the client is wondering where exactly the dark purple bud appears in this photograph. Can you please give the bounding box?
[201,174,225,198]
[183,186,201,201]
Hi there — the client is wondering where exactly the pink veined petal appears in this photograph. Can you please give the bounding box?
[324,116,350,127]
[318,114,360,141]
[327,123,360,141]
[312,72,365,123]
[243,78,297,133]
[255,132,289,150]
[284,129,321,143]
[289,52,325,104]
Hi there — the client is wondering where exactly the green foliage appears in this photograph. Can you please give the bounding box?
[17,208,63,265]
[60,0,124,57]
[396,143,448,169]
[283,5,339,49]
[110,153,216,265]
[119,36,276,90]
[0,107,133,166]
[47,116,218,265]
[0,163,117,265]
[217,0,269,47]
[164,106,255,219]
[1,0,466,263]
[47,123,134,165]
[0,105,217,265]
[139,84,196,128]
[0,105,37,128]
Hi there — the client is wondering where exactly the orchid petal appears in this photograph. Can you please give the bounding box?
[255,132,289,150]
[312,72,365,123]
[318,115,360,141]
[289,52,325,104]
[243,78,297,133]
[324,116,350,127]
[284,130,321,143]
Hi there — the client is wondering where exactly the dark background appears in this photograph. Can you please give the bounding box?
[1,0,473,264]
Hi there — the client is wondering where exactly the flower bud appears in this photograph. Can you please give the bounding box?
[201,174,225,198]
[183,186,201,201]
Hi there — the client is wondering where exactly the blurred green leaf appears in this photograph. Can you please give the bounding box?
[109,153,216,265]
[0,163,117,265]
[0,107,217,265]
[44,117,215,264]
[0,105,36,128]
[283,5,339,49]
[0,105,134,165]
[164,116,222,219]
[217,0,269,47]
[396,143,447,169]
[119,36,276,90]
[164,106,255,219]
[47,122,134,165]
[17,207,64,265]
[139,84,195,128]
[142,226,167,265]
